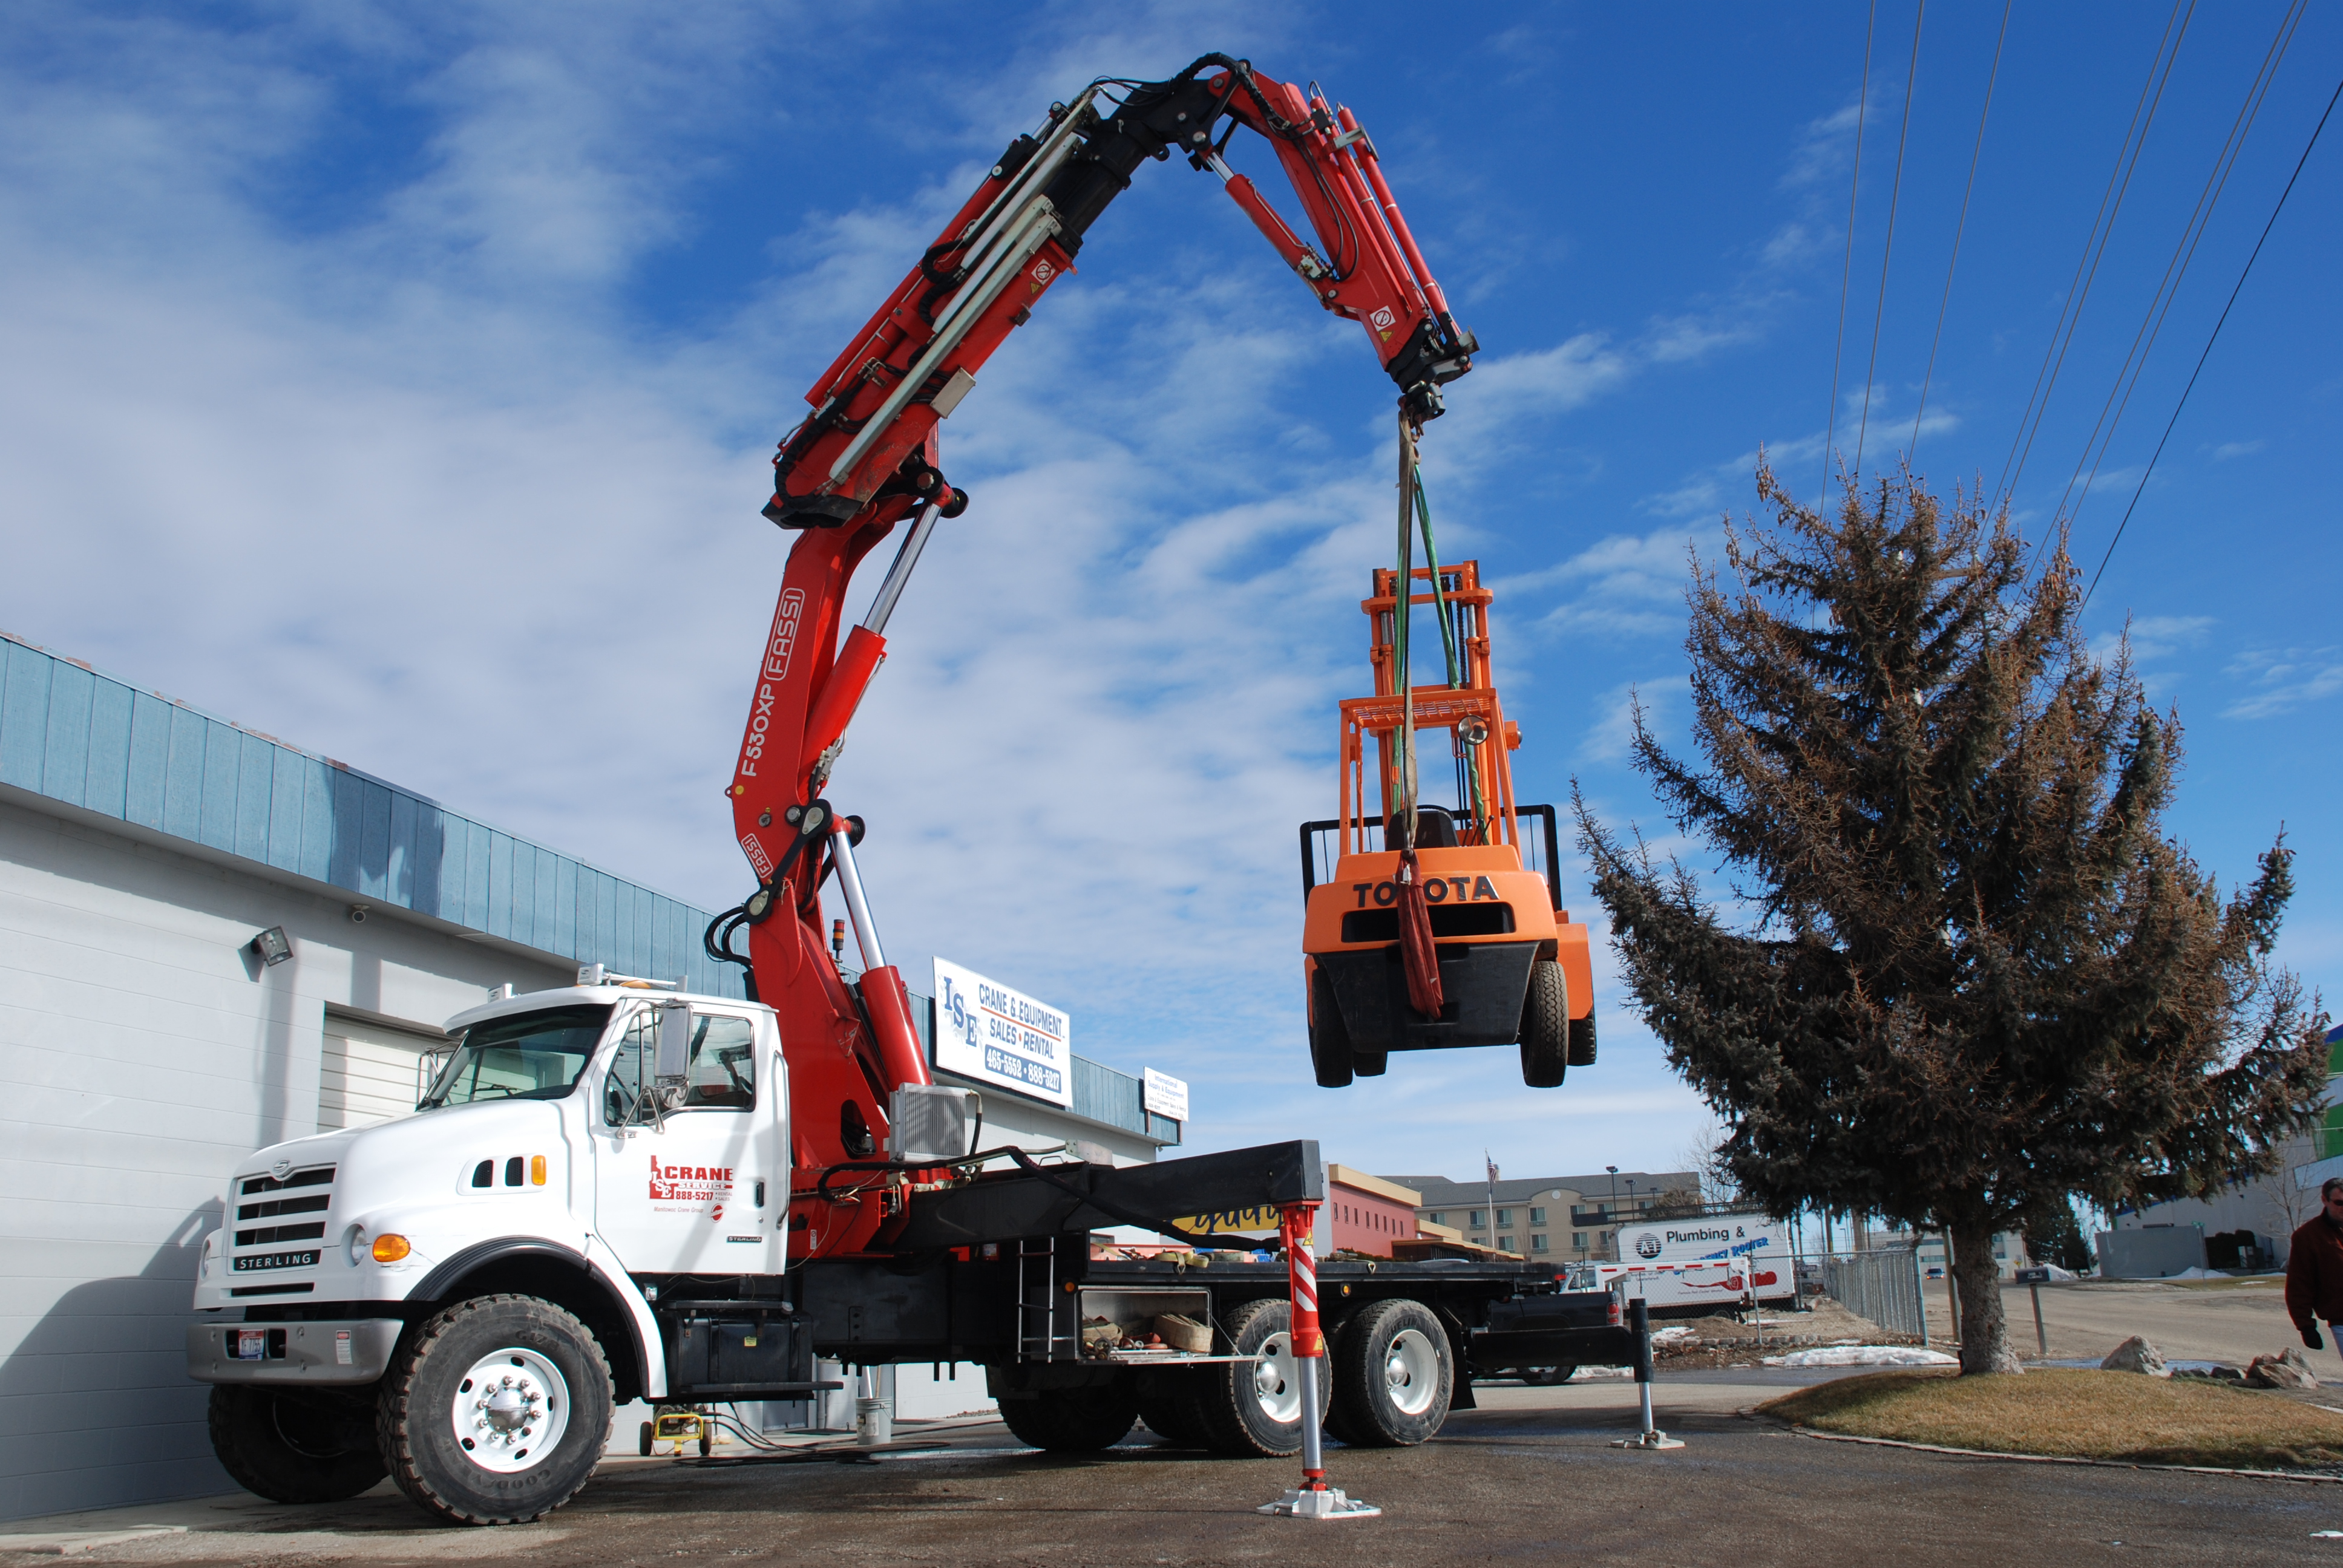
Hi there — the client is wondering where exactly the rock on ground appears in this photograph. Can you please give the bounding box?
[2101,1334,2170,1376]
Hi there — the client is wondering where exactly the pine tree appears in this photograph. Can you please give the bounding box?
[1575,463,2328,1373]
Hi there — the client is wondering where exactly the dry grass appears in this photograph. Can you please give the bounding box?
[1759,1369,2343,1469]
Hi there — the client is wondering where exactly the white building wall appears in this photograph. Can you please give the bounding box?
[0,792,567,1520]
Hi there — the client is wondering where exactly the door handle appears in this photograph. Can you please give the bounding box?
[755,1179,767,1209]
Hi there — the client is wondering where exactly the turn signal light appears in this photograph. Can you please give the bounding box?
[531,1155,547,1186]
[372,1234,412,1263]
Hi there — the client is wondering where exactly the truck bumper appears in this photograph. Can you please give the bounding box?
[186,1318,403,1386]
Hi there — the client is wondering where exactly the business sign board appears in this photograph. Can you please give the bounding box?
[1614,1212,1788,1267]
[1141,1068,1189,1122]
[931,958,1072,1108]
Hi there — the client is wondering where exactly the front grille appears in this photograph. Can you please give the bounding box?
[226,1165,335,1277]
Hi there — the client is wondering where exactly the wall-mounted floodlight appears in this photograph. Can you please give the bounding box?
[250,927,292,967]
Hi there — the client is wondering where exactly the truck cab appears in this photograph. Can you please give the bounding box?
[188,979,788,1524]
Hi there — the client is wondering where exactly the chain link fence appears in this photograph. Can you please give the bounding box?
[1818,1250,1926,1339]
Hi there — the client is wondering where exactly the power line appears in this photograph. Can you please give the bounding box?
[1908,0,2009,464]
[2054,0,2305,532]
[1996,0,2195,514]
[2083,70,2342,610]
[1853,0,1927,477]
[1821,0,1879,506]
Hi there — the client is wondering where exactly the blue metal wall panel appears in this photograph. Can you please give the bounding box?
[411,805,445,921]
[0,632,744,996]
[554,858,578,956]
[297,756,335,883]
[385,790,418,910]
[84,679,132,821]
[198,718,244,851]
[162,707,206,840]
[41,659,94,809]
[264,747,305,873]
[2,642,52,791]
[232,731,272,863]
[125,693,170,829]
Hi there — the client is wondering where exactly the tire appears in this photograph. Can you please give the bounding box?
[376,1293,614,1526]
[1194,1298,1330,1458]
[1309,969,1354,1088]
[1567,1011,1598,1068]
[1351,1049,1388,1077]
[1326,1299,1453,1447]
[1519,1365,1577,1387]
[1135,1368,1210,1448]
[996,1384,1138,1452]
[208,1385,387,1504]
[638,1420,652,1457]
[1519,959,1569,1088]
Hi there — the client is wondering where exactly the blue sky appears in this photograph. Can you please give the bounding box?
[4,1,2338,1192]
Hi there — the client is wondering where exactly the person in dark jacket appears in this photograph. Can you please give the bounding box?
[2286,1177,2343,1352]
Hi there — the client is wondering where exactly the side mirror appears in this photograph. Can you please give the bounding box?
[654,1002,693,1084]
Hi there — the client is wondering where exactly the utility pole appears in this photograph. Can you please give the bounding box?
[1607,1166,1620,1261]
[1484,1152,1500,1253]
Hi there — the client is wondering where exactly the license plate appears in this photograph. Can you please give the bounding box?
[233,1329,268,1361]
[233,1250,318,1272]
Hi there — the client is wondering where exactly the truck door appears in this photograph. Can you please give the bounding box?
[592,1005,784,1275]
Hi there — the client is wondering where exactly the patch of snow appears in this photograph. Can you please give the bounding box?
[1651,1326,1699,1344]
[1763,1345,1960,1368]
[2164,1267,2228,1280]
[1568,1366,1634,1380]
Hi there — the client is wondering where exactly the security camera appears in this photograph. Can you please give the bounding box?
[349,905,370,924]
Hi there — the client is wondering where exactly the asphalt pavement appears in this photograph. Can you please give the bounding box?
[9,1369,2341,1567]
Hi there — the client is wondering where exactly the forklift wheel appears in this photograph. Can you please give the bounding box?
[1519,959,1569,1088]
[1309,970,1354,1088]
[1351,1048,1388,1077]
[1567,1011,1598,1068]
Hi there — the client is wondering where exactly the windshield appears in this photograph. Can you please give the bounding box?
[422,1005,612,1109]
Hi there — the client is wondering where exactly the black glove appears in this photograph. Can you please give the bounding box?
[2304,1326,2324,1351]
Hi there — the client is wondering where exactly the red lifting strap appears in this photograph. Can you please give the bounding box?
[1395,847,1444,1019]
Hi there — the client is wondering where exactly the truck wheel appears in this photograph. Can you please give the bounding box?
[1309,971,1354,1088]
[996,1385,1138,1452]
[376,1294,614,1526]
[1519,959,1569,1088]
[1567,1011,1598,1068]
[208,1386,386,1503]
[1135,1368,1208,1447]
[1328,1299,1452,1446]
[1194,1299,1330,1458]
[1519,1365,1578,1386]
[638,1420,652,1457]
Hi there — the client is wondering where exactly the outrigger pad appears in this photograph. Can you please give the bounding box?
[886,1140,1323,1251]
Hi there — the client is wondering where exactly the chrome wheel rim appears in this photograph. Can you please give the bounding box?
[1250,1330,1300,1423]
[451,1347,569,1473]
[1383,1328,1440,1416]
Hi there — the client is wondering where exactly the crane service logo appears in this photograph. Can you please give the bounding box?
[648,1157,734,1215]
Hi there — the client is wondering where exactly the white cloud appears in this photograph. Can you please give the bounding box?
[2212,439,2266,462]
[2090,615,2214,667]
[2225,647,2343,720]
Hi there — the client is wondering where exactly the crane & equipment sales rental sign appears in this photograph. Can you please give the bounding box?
[932,957,1072,1108]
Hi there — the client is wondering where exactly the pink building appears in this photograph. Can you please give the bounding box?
[1325,1165,1424,1257]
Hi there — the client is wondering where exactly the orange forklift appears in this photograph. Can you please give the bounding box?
[1300,555,1596,1089]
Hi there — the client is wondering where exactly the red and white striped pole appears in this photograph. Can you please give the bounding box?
[1259,1199,1380,1520]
